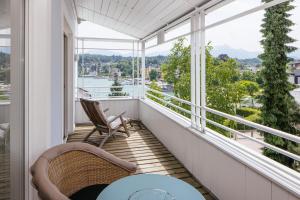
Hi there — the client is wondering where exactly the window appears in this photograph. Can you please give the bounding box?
[76,38,140,99]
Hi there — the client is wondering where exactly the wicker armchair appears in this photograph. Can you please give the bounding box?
[31,142,137,200]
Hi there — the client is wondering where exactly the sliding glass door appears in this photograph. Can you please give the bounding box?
[0,0,25,199]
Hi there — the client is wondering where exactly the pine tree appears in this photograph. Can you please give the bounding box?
[109,72,127,97]
[260,0,300,169]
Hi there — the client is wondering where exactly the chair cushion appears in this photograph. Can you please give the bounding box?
[107,116,130,129]
[69,184,108,200]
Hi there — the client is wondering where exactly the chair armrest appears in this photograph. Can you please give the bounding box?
[103,108,109,113]
[68,142,137,172]
[107,111,126,124]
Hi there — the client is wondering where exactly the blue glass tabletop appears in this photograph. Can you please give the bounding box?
[97,174,205,200]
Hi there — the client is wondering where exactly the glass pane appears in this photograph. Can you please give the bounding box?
[165,21,191,41]
[205,0,300,171]
[205,0,262,26]
[145,37,157,48]
[145,35,191,118]
[0,0,11,199]
[77,40,137,99]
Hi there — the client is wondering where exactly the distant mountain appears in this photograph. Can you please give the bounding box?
[212,45,300,60]
[211,45,260,59]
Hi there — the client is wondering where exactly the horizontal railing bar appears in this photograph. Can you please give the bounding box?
[204,106,300,144]
[145,32,192,50]
[76,37,139,43]
[77,86,125,89]
[76,47,140,51]
[145,87,192,105]
[205,118,300,162]
[146,93,192,115]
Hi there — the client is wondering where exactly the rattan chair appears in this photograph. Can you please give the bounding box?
[80,98,131,147]
[31,142,137,200]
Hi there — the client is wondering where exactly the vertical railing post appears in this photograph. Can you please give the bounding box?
[141,41,146,99]
[137,41,140,98]
[200,11,206,133]
[132,41,135,98]
[195,13,201,129]
[190,15,196,128]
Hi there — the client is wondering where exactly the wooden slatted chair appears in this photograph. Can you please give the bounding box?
[80,98,131,148]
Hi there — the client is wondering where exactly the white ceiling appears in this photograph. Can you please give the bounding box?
[74,0,209,39]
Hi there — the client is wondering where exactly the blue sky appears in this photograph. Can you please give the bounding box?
[78,0,300,59]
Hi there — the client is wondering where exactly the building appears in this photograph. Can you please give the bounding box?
[0,0,300,200]
[289,60,300,84]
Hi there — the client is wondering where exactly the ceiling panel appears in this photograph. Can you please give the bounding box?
[75,0,209,39]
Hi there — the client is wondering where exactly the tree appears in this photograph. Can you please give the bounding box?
[162,38,245,134]
[146,81,164,105]
[149,69,158,81]
[109,72,128,97]
[260,0,300,169]
[241,71,257,82]
[237,80,260,107]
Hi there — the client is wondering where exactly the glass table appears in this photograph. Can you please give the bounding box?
[97,174,206,200]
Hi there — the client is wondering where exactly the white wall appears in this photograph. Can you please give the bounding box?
[63,0,77,135]
[75,99,139,124]
[139,99,300,200]
[26,0,77,199]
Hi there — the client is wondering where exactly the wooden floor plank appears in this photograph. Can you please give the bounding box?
[68,121,217,200]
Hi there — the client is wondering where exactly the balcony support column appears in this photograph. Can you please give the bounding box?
[132,42,135,98]
[190,15,196,128]
[141,41,146,99]
[191,14,201,128]
[137,42,140,98]
[200,11,206,132]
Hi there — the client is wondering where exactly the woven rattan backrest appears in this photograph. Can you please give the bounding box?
[48,150,130,197]
[80,98,107,127]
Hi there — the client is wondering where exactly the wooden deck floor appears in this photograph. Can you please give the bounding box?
[68,121,216,200]
[0,149,9,200]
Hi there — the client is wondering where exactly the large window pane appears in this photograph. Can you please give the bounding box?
[205,0,300,171]
[145,35,191,118]
[76,40,139,99]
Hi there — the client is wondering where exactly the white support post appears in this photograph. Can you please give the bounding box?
[132,42,135,98]
[141,41,146,99]
[200,11,206,132]
[190,15,196,127]
[137,41,140,98]
[195,13,201,128]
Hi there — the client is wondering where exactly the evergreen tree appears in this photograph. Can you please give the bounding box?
[260,0,300,169]
[109,72,128,97]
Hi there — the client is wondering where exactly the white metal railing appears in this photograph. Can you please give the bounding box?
[76,86,135,99]
[144,86,300,162]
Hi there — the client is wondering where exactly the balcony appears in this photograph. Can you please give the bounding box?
[1,0,300,199]
[68,122,216,200]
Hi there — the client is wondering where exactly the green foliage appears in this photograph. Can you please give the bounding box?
[0,91,9,101]
[237,80,260,108]
[146,81,164,105]
[161,38,249,135]
[149,70,158,81]
[162,38,191,101]
[241,71,257,82]
[109,74,128,97]
[237,107,261,117]
[260,0,300,169]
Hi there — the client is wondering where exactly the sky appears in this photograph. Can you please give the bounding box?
[78,0,300,59]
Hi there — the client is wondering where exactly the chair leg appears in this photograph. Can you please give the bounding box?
[99,132,111,148]
[123,123,130,137]
[84,128,97,142]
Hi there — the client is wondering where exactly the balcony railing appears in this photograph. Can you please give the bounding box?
[144,86,300,164]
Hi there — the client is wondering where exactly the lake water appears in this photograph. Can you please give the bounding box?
[77,77,141,98]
